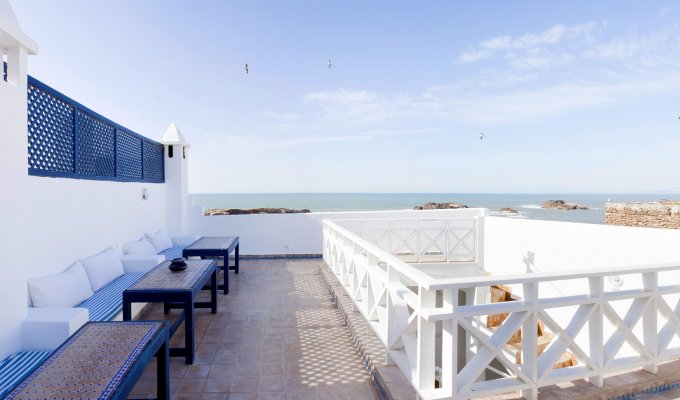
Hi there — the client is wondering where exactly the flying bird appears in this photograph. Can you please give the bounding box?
[244,64,249,74]
[327,59,333,69]
[479,132,486,140]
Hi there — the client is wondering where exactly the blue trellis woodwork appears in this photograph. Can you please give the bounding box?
[27,76,165,183]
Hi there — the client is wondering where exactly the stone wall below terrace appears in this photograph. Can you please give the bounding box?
[605,201,680,229]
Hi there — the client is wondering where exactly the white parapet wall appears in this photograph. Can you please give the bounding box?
[186,202,488,255]
[483,216,680,275]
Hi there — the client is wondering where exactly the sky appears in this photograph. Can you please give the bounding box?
[10,1,680,193]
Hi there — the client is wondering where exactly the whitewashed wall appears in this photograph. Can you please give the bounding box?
[187,203,487,255]
[0,14,167,359]
[483,216,680,275]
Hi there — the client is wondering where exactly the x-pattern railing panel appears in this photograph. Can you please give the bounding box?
[337,218,477,263]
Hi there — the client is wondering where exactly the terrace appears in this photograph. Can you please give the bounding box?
[4,3,680,400]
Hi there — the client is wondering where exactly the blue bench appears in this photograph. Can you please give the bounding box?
[0,351,51,398]
[159,245,185,260]
[9,273,146,397]
[77,273,144,321]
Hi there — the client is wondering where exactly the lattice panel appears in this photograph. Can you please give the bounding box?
[116,129,143,180]
[143,141,165,183]
[75,110,115,177]
[27,84,75,172]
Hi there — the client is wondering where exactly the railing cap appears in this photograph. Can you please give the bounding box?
[0,0,38,54]
[161,123,190,148]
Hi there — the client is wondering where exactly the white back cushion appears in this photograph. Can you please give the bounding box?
[145,231,173,253]
[123,237,158,256]
[28,261,94,307]
[81,247,125,292]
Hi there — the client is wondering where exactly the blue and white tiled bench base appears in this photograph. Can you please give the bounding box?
[77,273,144,322]
[0,351,51,398]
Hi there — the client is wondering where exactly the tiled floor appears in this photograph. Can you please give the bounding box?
[129,259,382,400]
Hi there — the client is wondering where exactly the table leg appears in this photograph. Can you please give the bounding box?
[235,244,240,274]
[157,334,170,400]
[123,297,132,321]
[184,296,195,364]
[222,255,229,295]
[210,270,218,313]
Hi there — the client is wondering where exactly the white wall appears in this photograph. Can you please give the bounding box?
[483,216,680,276]
[187,204,487,255]
[0,38,167,360]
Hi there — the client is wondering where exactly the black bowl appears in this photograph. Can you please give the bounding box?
[169,263,188,272]
[169,258,187,272]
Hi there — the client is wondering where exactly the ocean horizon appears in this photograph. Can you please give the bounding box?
[190,193,680,224]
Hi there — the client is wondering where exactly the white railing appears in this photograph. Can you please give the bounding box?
[323,218,680,400]
[335,218,478,263]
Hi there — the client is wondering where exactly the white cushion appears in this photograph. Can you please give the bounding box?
[145,230,173,253]
[123,237,158,256]
[80,247,125,292]
[28,261,94,308]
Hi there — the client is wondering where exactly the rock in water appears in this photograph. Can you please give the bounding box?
[500,207,518,214]
[541,200,588,210]
[414,202,469,210]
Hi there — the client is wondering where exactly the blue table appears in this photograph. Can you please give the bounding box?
[183,236,240,294]
[4,321,169,400]
[123,259,217,364]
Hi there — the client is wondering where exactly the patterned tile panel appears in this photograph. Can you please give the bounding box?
[184,237,238,251]
[127,260,215,291]
[5,321,163,400]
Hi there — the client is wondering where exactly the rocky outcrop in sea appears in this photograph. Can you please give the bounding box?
[414,202,469,210]
[204,208,311,216]
[500,207,518,214]
[541,200,588,210]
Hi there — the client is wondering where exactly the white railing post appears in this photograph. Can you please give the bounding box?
[416,220,422,263]
[416,286,437,392]
[643,271,658,374]
[588,276,604,387]
[385,264,397,365]
[521,282,538,400]
[442,288,458,397]
[475,217,484,267]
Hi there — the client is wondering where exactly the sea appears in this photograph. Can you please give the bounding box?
[190,193,680,225]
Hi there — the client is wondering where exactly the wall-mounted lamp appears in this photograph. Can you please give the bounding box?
[142,188,149,200]
[608,275,623,291]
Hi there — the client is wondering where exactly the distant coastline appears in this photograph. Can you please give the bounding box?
[191,193,679,224]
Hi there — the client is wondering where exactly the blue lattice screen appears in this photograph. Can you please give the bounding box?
[117,130,143,180]
[27,76,165,183]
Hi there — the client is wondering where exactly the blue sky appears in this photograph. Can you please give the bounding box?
[11,1,680,193]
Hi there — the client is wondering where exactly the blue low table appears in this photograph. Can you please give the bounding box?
[4,321,169,400]
[123,259,217,365]
[183,236,240,294]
